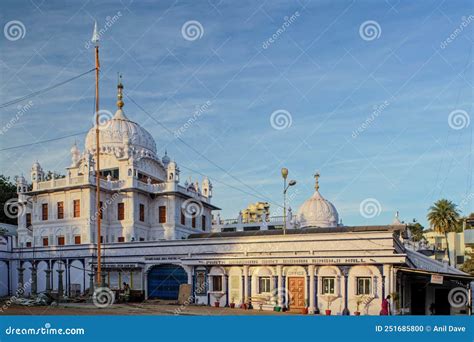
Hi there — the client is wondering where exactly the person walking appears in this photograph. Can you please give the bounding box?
[380,295,391,315]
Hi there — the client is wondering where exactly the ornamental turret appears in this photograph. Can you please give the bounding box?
[167,160,179,183]
[202,177,212,198]
[31,161,44,183]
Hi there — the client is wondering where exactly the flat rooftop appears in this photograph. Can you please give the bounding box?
[189,224,406,239]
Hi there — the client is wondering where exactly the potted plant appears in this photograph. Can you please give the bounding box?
[354,297,363,316]
[301,299,309,314]
[213,292,223,307]
[229,297,235,308]
[325,295,336,315]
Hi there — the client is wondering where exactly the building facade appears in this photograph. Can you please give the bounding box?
[1,82,472,315]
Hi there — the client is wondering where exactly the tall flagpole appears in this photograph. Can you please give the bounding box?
[92,22,102,285]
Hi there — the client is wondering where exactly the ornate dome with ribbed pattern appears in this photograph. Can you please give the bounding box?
[85,108,157,155]
[297,173,339,228]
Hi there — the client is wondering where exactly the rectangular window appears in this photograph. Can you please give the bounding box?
[100,236,104,243]
[159,206,166,223]
[139,204,145,222]
[26,242,32,248]
[73,199,80,218]
[26,213,31,227]
[42,203,48,221]
[201,215,206,231]
[192,216,196,228]
[118,236,125,243]
[117,203,125,220]
[74,235,81,245]
[212,276,222,292]
[258,277,271,294]
[42,237,48,246]
[356,277,371,295]
[322,277,335,295]
[181,212,185,225]
[57,236,65,246]
[99,201,103,220]
[57,202,64,219]
[139,237,145,241]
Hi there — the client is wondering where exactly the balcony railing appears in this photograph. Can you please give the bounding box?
[32,175,210,202]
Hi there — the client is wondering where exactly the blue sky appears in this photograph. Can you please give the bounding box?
[0,0,473,227]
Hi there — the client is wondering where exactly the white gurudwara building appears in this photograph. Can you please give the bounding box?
[0,82,472,315]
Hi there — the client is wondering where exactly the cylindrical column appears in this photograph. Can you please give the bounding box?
[224,274,229,307]
[17,266,25,297]
[45,268,52,294]
[30,264,37,296]
[57,269,64,298]
[88,272,95,295]
[277,265,283,307]
[309,265,315,314]
[243,265,249,305]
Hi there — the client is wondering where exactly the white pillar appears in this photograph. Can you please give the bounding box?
[309,265,315,314]
[277,265,283,306]
[243,265,249,303]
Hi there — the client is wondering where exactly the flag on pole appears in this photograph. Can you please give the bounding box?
[91,21,99,46]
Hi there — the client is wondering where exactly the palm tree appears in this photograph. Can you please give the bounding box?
[427,199,461,266]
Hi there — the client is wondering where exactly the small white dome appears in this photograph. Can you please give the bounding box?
[297,174,339,228]
[85,109,157,155]
[32,161,41,170]
[162,150,170,166]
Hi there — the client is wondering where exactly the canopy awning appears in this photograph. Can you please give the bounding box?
[395,267,474,282]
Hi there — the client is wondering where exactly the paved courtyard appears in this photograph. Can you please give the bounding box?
[0,301,294,316]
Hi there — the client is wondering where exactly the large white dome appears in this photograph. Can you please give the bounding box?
[85,109,157,155]
[297,174,339,228]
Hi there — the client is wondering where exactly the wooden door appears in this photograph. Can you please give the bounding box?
[288,277,305,309]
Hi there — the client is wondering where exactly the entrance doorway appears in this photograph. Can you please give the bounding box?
[147,264,188,300]
[410,283,426,315]
[433,288,450,315]
[288,277,305,309]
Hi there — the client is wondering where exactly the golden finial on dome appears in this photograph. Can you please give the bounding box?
[314,172,320,191]
[117,72,124,109]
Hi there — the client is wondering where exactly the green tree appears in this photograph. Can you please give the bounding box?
[460,252,474,275]
[407,220,425,242]
[0,175,18,225]
[427,199,461,266]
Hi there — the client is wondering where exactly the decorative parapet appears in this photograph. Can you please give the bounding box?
[30,174,212,203]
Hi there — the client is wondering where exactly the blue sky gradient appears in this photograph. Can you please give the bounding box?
[0,0,473,227]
